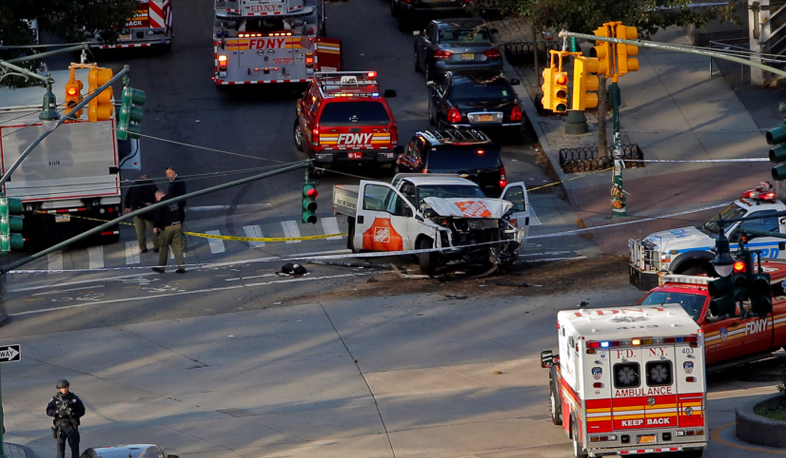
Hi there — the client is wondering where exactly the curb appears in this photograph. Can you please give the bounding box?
[736,394,786,448]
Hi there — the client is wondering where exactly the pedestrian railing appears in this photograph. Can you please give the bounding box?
[504,40,562,65]
[558,144,644,173]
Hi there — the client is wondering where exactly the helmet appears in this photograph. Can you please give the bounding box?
[56,379,70,389]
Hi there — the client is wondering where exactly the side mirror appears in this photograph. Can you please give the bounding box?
[384,89,397,98]
[540,350,554,368]
[393,144,405,155]
[510,79,521,86]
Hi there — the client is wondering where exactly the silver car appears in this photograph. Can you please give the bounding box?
[80,444,179,458]
[414,19,502,83]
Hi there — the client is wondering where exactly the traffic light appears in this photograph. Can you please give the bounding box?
[708,275,735,317]
[117,86,146,141]
[302,181,318,224]
[552,71,568,114]
[591,25,612,77]
[541,66,555,111]
[572,56,600,111]
[731,258,749,304]
[87,66,114,122]
[64,74,84,121]
[768,123,786,180]
[0,196,24,252]
[748,267,772,316]
[614,24,639,76]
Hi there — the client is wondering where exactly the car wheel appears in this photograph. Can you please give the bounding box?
[347,217,357,252]
[293,119,305,152]
[414,48,421,73]
[427,103,436,126]
[572,421,588,458]
[390,0,399,17]
[549,382,562,425]
[418,237,437,275]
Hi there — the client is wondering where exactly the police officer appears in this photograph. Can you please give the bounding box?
[165,167,186,221]
[46,379,85,458]
[152,191,186,274]
[124,173,159,253]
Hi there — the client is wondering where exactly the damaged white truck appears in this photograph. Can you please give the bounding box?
[333,174,531,273]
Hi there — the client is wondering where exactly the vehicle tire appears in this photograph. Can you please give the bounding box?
[390,0,399,17]
[418,237,437,275]
[427,103,436,126]
[347,217,358,252]
[572,421,588,458]
[549,382,562,425]
[414,47,422,73]
[294,119,305,152]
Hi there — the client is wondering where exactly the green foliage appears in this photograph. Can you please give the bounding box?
[474,0,742,38]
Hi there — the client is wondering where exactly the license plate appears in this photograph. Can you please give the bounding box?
[55,214,71,223]
[637,435,656,444]
[478,114,493,122]
[348,152,362,159]
[461,53,474,60]
[119,34,131,42]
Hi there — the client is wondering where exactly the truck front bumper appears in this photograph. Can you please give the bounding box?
[314,150,397,165]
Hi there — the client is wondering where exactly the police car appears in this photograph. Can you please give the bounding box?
[629,182,786,290]
[294,71,399,172]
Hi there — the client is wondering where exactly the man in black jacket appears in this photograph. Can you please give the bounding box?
[152,191,186,273]
[124,173,159,253]
[46,379,85,458]
[165,167,186,221]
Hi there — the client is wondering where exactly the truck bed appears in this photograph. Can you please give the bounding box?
[333,184,359,218]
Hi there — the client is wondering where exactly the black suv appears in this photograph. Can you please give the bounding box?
[394,129,507,196]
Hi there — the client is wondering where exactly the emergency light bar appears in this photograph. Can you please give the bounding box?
[587,335,698,349]
[741,181,776,201]
[659,275,711,286]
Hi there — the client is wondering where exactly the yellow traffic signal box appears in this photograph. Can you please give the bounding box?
[572,56,600,111]
[87,67,114,122]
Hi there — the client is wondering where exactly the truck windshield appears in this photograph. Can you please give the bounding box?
[639,292,705,321]
[416,185,486,201]
[703,203,746,235]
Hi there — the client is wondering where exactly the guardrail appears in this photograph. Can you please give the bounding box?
[503,40,562,65]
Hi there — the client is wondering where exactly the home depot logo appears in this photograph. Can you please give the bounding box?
[374,226,390,243]
[456,201,491,218]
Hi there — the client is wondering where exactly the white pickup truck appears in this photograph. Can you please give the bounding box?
[333,174,530,273]
[629,183,786,290]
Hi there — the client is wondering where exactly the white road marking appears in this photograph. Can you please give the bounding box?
[206,230,226,253]
[528,208,542,226]
[88,246,104,269]
[281,220,301,244]
[33,285,106,296]
[48,252,63,272]
[126,242,140,265]
[320,217,343,240]
[243,225,265,248]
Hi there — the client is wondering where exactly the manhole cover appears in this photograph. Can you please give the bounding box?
[526,184,554,195]
[737,374,783,383]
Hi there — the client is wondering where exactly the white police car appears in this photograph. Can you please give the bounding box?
[629,182,786,290]
[80,444,178,458]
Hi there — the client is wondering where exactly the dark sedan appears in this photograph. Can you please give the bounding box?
[414,19,501,82]
[427,70,525,140]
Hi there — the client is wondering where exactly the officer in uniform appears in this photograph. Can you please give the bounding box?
[124,173,159,253]
[46,379,85,458]
[152,190,186,274]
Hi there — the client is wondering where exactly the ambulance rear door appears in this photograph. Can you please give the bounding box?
[674,342,706,430]
[610,343,678,443]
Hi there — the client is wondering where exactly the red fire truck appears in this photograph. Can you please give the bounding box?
[87,0,173,49]
[213,0,342,86]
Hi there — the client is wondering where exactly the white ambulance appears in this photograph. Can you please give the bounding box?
[540,304,708,458]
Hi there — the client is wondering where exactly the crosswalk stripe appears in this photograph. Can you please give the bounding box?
[206,230,226,253]
[281,220,301,244]
[321,217,343,240]
[243,225,265,248]
[88,246,104,269]
[125,242,140,265]
[48,251,63,272]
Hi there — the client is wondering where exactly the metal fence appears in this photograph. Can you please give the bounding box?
[504,40,562,66]
[558,144,644,173]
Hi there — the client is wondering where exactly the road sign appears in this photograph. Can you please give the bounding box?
[0,344,20,363]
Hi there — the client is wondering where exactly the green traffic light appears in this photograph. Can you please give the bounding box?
[0,196,24,252]
[301,181,318,224]
[749,272,772,315]
[708,275,735,317]
[118,86,145,141]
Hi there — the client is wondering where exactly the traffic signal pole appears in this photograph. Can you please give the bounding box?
[610,80,626,217]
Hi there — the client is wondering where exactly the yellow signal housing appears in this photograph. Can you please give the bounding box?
[615,25,639,76]
[591,26,612,77]
[572,56,600,111]
[541,66,555,111]
[64,69,84,121]
[553,71,569,114]
[87,67,114,122]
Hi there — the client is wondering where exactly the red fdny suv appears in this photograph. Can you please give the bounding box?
[294,71,399,172]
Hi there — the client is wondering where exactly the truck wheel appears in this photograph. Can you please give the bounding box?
[347,217,357,252]
[549,382,562,425]
[572,421,588,458]
[294,120,305,152]
[428,103,436,126]
[418,237,437,275]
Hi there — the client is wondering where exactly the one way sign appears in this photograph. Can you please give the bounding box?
[0,344,21,363]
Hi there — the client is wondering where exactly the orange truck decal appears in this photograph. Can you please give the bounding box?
[362,218,403,251]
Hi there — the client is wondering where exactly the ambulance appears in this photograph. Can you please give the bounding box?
[540,305,708,458]
[213,0,342,86]
[87,0,173,49]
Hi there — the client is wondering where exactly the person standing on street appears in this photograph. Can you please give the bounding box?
[124,173,159,253]
[152,190,186,274]
[46,379,85,458]
[165,167,187,221]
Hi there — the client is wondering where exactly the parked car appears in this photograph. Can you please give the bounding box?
[414,18,501,82]
[427,70,526,141]
[390,0,471,31]
[80,444,179,458]
[394,129,508,196]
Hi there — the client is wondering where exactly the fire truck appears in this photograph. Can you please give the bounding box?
[87,0,173,49]
[540,305,708,458]
[213,0,342,86]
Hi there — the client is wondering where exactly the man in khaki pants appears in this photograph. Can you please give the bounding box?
[124,174,158,252]
[151,191,186,274]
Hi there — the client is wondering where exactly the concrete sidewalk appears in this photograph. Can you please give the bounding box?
[4,443,34,458]
[492,20,782,256]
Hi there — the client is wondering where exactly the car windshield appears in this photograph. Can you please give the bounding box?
[427,146,501,171]
[416,184,486,201]
[703,203,746,235]
[440,28,491,44]
[450,81,515,102]
[319,101,391,126]
[639,291,706,321]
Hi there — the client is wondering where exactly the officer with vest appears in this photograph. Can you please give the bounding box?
[152,190,186,273]
[46,379,85,458]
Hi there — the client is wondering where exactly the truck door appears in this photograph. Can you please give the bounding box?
[354,181,420,252]
[500,181,530,238]
[703,307,769,364]
[610,345,678,439]
[316,37,342,72]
